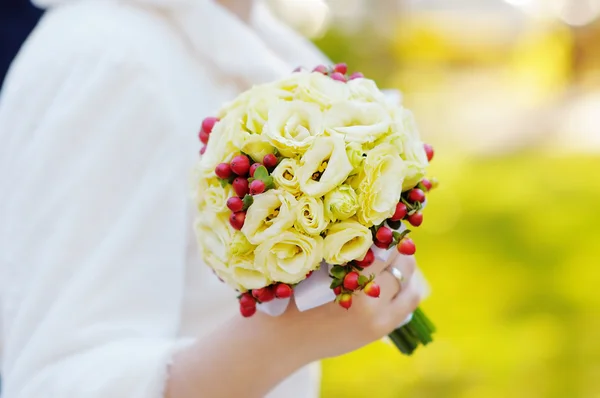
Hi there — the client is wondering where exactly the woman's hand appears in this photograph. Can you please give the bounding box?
[277,252,424,361]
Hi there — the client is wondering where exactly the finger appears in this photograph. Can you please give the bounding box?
[387,254,417,289]
[368,246,400,276]
[388,278,425,326]
[373,270,402,302]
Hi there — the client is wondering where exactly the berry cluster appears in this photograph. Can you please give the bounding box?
[294,62,365,83]
[198,116,219,155]
[238,282,294,317]
[331,143,437,309]
[215,153,279,230]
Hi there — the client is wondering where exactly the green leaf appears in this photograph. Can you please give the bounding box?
[219,179,229,188]
[330,278,343,289]
[330,266,347,280]
[353,265,364,272]
[254,165,269,180]
[264,176,275,190]
[358,275,369,286]
[242,195,254,211]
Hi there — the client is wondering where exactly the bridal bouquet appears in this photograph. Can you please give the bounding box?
[193,64,436,355]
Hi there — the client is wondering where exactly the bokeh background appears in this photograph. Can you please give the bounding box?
[268,0,600,397]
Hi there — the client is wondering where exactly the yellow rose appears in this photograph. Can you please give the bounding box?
[241,189,297,245]
[297,135,353,197]
[255,230,323,284]
[198,114,239,170]
[271,158,301,194]
[230,253,271,290]
[347,78,387,103]
[236,133,275,164]
[230,231,255,257]
[194,211,234,276]
[264,100,324,157]
[323,185,359,222]
[323,219,373,265]
[324,101,391,144]
[390,109,428,189]
[195,178,234,214]
[294,195,328,235]
[356,143,405,226]
[295,72,350,109]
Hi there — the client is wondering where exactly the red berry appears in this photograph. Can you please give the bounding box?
[421,179,433,192]
[249,179,266,195]
[375,226,393,246]
[397,238,416,255]
[199,129,210,144]
[200,145,207,156]
[227,197,244,212]
[343,271,360,291]
[229,211,246,230]
[391,202,408,221]
[364,282,380,298]
[408,188,426,203]
[407,212,423,227]
[313,65,328,74]
[374,240,389,249]
[215,163,232,179]
[338,294,353,309]
[354,248,374,268]
[231,154,251,176]
[240,305,256,318]
[330,72,347,82]
[239,293,256,309]
[252,287,275,303]
[249,163,261,177]
[349,72,364,80]
[424,143,434,162]
[306,271,314,278]
[263,153,278,169]
[202,117,219,135]
[274,284,293,299]
[232,177,249,197]
[333,286,342,295]
[333,63,348,75]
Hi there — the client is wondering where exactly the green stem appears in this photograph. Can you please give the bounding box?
[387,307,435,355]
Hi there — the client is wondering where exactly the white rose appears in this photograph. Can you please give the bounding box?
[323,219,373,265]
[294,195,328,235]
[297,135,353,197]
[324,101,391,144]
[271,158,301,194]
[195,178,234,214]
[230,253,271,290]
[264,100,324,157]
[294,72,351,109]
[194,211,234,276]
[241,189,297,245]
[347,78,387,103]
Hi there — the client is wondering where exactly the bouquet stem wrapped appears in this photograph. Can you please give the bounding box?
[193,63,438,356]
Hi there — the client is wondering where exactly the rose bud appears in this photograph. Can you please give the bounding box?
[230,154,251,176]
[391,202,408,221]
[227,197,244,213]
[424,143,434,162]
[407,212,423,227]
[215,163,232,179]
[274,283,293,299]
[239,293,256,309]
[338,293,353,309]
[252,287,275,303]
[232,177,249,197]
[354,248,374,268]
[201,117,219,135]
[397,238,416,256]
[249,179,266,195]
[343,271,360,291]
[375,226,393,246]
[249,162,261,177]
[240,305,256,318]
[229,211,246,230]
[364,281,380,298]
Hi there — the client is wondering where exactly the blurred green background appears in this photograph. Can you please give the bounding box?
[270,1,600,397]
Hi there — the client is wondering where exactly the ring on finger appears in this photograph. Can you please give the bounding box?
[389,267,404,286]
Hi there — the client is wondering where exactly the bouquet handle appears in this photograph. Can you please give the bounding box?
[388,307,435,355]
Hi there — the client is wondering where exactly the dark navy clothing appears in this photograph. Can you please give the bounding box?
[1,1,43,86]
